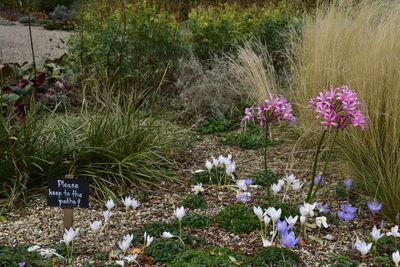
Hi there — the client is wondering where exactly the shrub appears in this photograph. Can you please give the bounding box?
[220,127,277,150]
[179,194,208,210]
[68,1,186,92]
[170,246,249,267]
[198,118,233,134]
[249,169,276,187]
[31,0,76,12]
[249,247,301,266]
[289,0,400,221]
[180,214,210,229]
[144,238,185,263]
[49,5,77,21]
[0,244,51,266]
[216,204,259,234]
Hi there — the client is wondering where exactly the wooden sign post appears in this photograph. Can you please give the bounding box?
[63,174,74,229]
[47,175,89,230]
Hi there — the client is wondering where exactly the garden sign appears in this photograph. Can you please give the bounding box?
[47,175,89,229]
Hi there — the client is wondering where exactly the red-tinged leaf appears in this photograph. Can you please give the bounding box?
[33,72,46,88]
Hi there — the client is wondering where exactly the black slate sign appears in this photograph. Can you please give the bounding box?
[47,178,89,208]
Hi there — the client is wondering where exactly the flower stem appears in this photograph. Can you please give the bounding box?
[264,123,271,201]
[306,130,327,202]
[311,128,339,201]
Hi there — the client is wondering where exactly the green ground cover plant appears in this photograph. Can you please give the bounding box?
[179,194,208,210]
[216,204,259,234]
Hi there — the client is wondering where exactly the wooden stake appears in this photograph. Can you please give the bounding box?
[63,174,74,230]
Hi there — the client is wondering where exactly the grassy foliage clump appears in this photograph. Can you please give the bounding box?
[144,238,185,263]
[170,246,249,267]
[216,204,259,234]
[249,247,301,266]
[198,118,233,134]
[0,245,51,266]
[289,0,400,221]
[220,127,277,150]
[179,194,208,210]
[249,169,276,187]
[180,214,211,229]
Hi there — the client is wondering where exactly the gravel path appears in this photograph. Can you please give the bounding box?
[0,23,71,63]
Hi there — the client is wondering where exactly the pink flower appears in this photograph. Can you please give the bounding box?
[309,85,366,130]
[242,94,296,126]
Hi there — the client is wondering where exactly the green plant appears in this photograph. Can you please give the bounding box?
[68,1,186,92]
[374,254,393,266]
[55,244,80,258]
[37,19,49,25]
[169,246,249,267]
[216,204,259,234]
[179,194,208,210]
[0,19,15,25]
[180,214,210,229]
[249,169,276,187]
[248,247,301,266]
[18,15,36,24]
[44,20,75,31]
[191,165,235,185]
[318,253,359,266]
[220,127,277,150]
[144,238,185,263]
[198,118,233,134]
[0,244,52,266]
[376,236,400,254]
[129,221,177,244]
[289,0,400,220]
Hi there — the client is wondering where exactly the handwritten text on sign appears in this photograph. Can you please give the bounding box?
[47,178,89,208]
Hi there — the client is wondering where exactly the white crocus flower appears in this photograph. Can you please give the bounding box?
[226,161,236,175]
[262,238,272,247]
[118,234,134,253]
[263,215,271,226]
[300,202,317,217]
[105,199,115,210]
[291,182,304,190]
[191,183,205,195]
[122,197,133,208]
[205,160,213,170]
[315,216,328,228]
[144,232,154,247]
[103,210,112,220]
[27,245,41,252]
[162,231,174,238]
[218,155,226,166]
[392,251,400,267]
[212,157,219,167]
[39,248,60,259]
[125,254,138,263]
[266,207,281,223]
[253,206,264,221]
[131,199,139,209]
[371,226,384,242]
[285,215,298,226]
[284,174,298,184]
[115,260,124,266]
[62,227,79,245]
[236,180,247,191]
[300,215,306,224]
[387,225,400,237]
[271,183,282,194]
[277,179,285,186]
[174,206,186,221]
[89,220,102,232]
[355,239,373,255]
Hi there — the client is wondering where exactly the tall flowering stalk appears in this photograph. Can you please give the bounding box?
[306,85,366,202]
[242,94,295,200]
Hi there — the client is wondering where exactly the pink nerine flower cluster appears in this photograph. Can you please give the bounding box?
[241,94,296,126]
[309,85,366,130]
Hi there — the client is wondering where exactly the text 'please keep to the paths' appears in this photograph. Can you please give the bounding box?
[47,178,89,208]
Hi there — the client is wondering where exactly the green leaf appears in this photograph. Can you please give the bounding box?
[1,93,20,103]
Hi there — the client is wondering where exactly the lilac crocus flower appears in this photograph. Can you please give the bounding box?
[19,263,26,267]
[340,204,357,213]
[367,200,383,214]
[338,204,357,221]
[236,192,251,203]
[314,175,325,185]
[316,203,330,213]
[280,231,299,247]
[244,178,253,187]
[343,179,352,188]
[276,219,293,233]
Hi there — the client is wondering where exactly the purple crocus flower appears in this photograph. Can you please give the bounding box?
[343,178,352,188]
[236,192,251,203]
[19,263,26,267]
[244,178,253,187]
[280,231,299,247]
[276,219,293,233]
[338,204,357,221]
[314,175,325,184]
[380,220,385,228]
[367,200,383,214]
[316,203,330,213]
